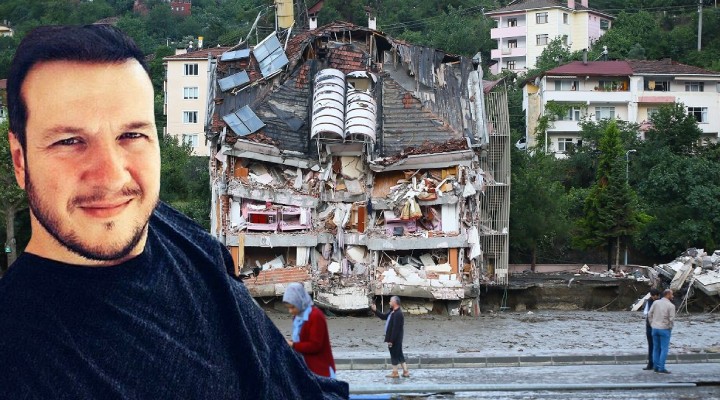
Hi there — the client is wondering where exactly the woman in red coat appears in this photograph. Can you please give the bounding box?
[283,283,337,378]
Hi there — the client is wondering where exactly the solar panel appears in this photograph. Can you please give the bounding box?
[218,71,250,92]
[254,33,289,77]
[220,48,251,62]
[222,106,265,137]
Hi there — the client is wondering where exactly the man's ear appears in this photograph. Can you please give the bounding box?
[8,131,27,190]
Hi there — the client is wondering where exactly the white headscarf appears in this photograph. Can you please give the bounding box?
[282,282,313,311]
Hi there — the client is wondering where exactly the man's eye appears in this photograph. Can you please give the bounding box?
[120,132,147,140]
[54,138,81,146]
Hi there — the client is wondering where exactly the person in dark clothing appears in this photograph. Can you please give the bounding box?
[371,296,409,378]
[642,288,661,370]
[0,24,348,399]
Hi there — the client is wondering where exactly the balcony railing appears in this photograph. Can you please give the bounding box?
[491,47,526,59]
[490,25,526,39]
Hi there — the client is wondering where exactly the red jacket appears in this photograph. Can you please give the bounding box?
[293,306,336,377]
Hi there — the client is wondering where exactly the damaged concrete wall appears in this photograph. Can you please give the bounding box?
[207,22,511,312]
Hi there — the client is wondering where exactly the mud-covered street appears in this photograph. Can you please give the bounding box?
[267,309,720,359]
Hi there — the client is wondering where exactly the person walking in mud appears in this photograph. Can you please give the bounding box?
[371,296,409,378]
[642,288,661,370]
[648,289,676,374]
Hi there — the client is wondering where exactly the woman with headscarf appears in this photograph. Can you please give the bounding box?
[282,283,337,378]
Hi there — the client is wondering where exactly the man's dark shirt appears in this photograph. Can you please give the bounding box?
[373,308,404,345]
[0,203,348,399]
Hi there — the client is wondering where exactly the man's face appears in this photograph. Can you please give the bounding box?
[8,60,160,265]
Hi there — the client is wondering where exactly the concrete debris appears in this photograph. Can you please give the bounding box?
[653,248,720,297]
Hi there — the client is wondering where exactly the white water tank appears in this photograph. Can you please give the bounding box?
[345,71,377,142]
[311,68,346,140]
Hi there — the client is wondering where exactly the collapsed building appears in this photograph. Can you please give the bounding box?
[206,21,511,313]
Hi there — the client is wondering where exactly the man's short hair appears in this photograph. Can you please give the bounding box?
[650,288,660,296]
[7,24,149,149]
[662,289,673,297]
[391,296,401,305]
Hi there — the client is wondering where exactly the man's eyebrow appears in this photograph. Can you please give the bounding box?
[123,121,155,131]
[40,122,155,139]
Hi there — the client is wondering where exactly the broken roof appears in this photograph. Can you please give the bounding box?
[212,22,491,159]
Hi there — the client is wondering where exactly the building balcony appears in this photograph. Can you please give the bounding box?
[491,47,526,59]
[543,89,632,104]
[547,120,582,132]
[490,25,526,39]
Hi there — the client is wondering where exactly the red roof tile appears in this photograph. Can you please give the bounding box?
[545,61,632,77]
[627,59,720,76]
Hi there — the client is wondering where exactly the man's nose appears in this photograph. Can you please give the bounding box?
[85,142,129,189]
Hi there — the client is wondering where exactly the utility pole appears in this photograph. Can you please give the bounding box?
[698,0,703,51]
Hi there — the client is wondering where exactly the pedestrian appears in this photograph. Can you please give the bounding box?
[0,24,347,399]
[647,289,676,374]
[642,288,661,370]
[283,283,338,378]
[371,296,410,378]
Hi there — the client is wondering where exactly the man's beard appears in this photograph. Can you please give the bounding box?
[25,169,156,262]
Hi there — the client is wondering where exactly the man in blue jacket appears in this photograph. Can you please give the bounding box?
[0,24,348,399]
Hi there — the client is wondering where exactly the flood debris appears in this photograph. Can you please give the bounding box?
[207,22,511,313]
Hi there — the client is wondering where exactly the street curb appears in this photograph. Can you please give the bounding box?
[335,353,720,370]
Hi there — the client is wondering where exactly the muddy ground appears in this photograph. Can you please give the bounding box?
[266,309,720,359]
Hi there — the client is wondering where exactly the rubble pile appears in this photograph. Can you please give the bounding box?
[653,248,720,297]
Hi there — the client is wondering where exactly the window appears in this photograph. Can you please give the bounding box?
[508,39,518,48]
[595,106,615,120]
[182,134,199,148]
[562,35,568,46]
[536,12,548,24]
[685,82,704,92]
[184,63,198,76]
[183,86,199,99]
[506,61,516,70]
[688,107,708,123]
[563,13,569,24]
[645,79,670,91]
[554,80,579,91]
[557,138,574,152]
[183,111,198,124]
[559,107,583,121]
[598,80,626,91]
[647,107,659,119]
[507,18,517,27]
[600,19,610,30]
[536,34,549,46]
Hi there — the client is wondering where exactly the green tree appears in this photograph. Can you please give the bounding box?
[510,148,570,270]
[644,103,702,155]
[527,36,581,77]
[575,121,643,269]
[0,121,28,270]
[626,43,646,60]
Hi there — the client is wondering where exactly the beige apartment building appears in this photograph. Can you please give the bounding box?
[164,47,228,156]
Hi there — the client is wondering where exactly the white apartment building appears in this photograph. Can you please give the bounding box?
[164,47,229,156]
[486,0,613,74]
[523,59,720,157]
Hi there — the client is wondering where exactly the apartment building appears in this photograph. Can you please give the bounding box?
[207,22,512,314]
[163,46,229,156]
[524,59,720,157]
[486,0,613,74]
